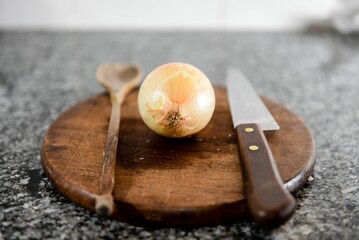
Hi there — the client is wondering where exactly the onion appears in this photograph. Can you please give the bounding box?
[138,62,216,138]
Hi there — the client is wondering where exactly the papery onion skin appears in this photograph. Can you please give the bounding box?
[138,62,216,138]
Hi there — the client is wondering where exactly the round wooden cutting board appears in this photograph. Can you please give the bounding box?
[41,87,316,227]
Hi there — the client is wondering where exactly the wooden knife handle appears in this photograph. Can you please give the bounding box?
[235,123,296,227]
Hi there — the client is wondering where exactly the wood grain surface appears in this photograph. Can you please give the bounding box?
[41,87,316,227]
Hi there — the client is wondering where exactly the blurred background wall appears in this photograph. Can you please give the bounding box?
[0,0,338,31]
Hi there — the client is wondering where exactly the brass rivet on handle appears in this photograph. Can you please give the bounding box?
[245,127,254,133]
[249,145,259,151]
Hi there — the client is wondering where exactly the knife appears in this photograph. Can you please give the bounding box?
[226,68,296,227]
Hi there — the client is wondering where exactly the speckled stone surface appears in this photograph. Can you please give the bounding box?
[0,31,358,239]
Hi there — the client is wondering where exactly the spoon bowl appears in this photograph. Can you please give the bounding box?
[96,63,141,101]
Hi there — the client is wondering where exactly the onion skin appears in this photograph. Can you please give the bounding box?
[138,63,216,138]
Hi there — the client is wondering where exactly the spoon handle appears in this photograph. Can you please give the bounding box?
[95,96,120,216]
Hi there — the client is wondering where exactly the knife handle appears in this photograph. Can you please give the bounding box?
[235,123,296,227]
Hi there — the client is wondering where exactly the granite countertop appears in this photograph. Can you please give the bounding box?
[0,31,358,239]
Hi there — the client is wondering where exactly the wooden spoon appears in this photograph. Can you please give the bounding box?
[95,63,141,216]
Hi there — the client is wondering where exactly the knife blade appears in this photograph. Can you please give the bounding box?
[226,68,295,227]
[227,69,280,131]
